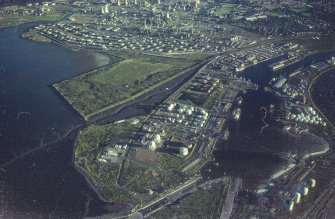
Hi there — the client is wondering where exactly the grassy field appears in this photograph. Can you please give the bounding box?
[289,7,311,17]
[295,37,335,52]
[75,115,190,203]
[177,86,223,109]
[119,158,187,196]
[157,153,185,170]
[75,117,144,157]
[267,11,283,17]
[0,12,64,28]
[148,181,228,219]
[75,117,145,201]
[21,30,52,42]
[54,56,198,120]
[214,4,237,17]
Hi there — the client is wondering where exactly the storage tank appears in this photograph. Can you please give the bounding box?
[287,200,294,212]
[303,187,309,196]
[154,134,161,143]
[178,108,185,113]
[186,109,192,115]
[295,192,301,204]
[148,141,156,151]
[167,104,174,111]
[179,147,189,156]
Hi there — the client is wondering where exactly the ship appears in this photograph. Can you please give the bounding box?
[233,108,241,121]
[223,129,230,140]
[268,60,287,71]
[235,63,245,72]
[268,54,304,71]
[237,96,243,105]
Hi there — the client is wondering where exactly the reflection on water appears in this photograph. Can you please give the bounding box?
[202,51,335,190]
[0,23,111,218]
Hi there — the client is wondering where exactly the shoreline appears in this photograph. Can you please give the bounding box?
[267,65,335,183]
[257,60,335,190]
[308,66,335,130]
[54,59,208,122]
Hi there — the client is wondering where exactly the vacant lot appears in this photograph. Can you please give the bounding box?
[149,180,228,219]
[289,7,311,17]
[54,56,197,120]
[214,4,237,17]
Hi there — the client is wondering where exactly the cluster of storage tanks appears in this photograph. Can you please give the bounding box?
[166,102,209,127]
[286,178,316,212]
[141,133,162,151]
[286,107,326,126]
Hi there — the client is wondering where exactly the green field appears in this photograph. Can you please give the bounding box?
[177,87,223,109]
[75,117,144,157]
[289,7,311,17]
[54,56,198,120]
[75,115,192,204]
[75,117,145,201]
[119,157,187,200]
[295,37,335,52]
[21,30,52,43]
[148,181,228,219]
[214,4,237,17]
[0,12,64,28]
[267,11,283,17]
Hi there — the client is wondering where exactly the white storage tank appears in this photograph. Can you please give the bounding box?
[167,104,174,111]
[295,192,301,204]
[303,186,309,196]
[179,147,189,156]
[186,109,193,115]
[287,199,294,212]
[148,141,156,151]
[154,134,161,143]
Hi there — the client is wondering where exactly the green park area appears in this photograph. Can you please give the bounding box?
[148,181,228,219]
[54,55,199,120]
[214,4,237,17]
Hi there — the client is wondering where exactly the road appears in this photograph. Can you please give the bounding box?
[220,178,242,219]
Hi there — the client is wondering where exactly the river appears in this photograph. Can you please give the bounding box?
[202,51,335,190]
